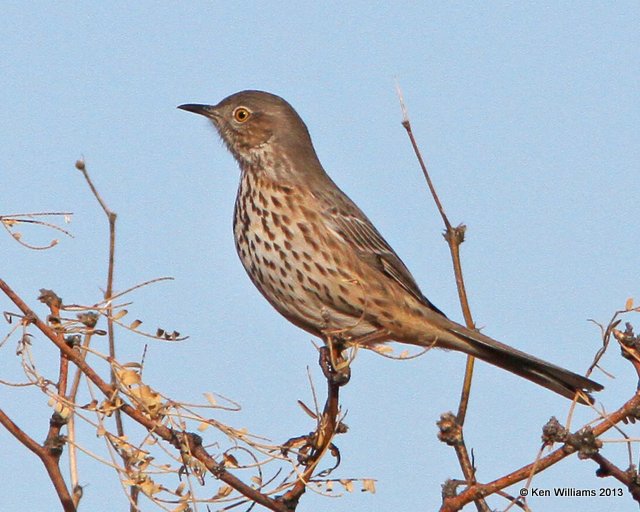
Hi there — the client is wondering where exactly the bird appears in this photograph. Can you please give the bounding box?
[178,90,603,404]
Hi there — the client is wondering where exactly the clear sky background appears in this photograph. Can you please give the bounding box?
[1,3,638,511]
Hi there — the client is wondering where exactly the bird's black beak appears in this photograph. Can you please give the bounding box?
[177,103,217,118]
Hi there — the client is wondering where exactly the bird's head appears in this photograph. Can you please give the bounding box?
[179,90,316,169]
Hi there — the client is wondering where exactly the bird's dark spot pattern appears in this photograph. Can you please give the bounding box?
[314,263,328,276]
[304,237,319,251]
[337,269,350,279]
[281,226,294,240]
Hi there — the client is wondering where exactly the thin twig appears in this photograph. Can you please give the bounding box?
[1,211,74,250]
[281,344,344,508]
[74,159,133,506]
[0,408,76,511]
[396,86,477,417]
[38,290,70,475]
[397,84,485,511]
[0,407,46,456]
[67,329,95,506]
[396,84,450,230]
[0,277,290,512]
[441,392,640,511]
[591,452,640,502]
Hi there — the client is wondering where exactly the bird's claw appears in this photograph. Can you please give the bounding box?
[319,345,351,386]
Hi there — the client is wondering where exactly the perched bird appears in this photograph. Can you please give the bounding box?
[178,90,602,404]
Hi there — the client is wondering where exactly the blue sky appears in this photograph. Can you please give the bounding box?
[1,3,638,511]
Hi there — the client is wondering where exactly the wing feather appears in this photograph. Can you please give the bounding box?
[326,205,445,316]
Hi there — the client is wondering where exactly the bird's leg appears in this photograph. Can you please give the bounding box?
[320,336,351,386]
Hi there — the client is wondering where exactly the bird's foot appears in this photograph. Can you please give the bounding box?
[319,344,351,386]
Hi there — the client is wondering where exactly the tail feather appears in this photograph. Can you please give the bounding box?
[437,323,603,405]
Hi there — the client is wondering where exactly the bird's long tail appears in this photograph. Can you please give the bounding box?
[427,320,603,405]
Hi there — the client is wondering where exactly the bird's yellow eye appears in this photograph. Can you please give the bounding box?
[233,107,251,123]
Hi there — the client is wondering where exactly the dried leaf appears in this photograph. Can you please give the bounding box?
[137,457,152,471]
[340,479,354,493]
[100,396,123,416]
[372,344,394,354]
[117,369,141,386]
[362,479,376,493]
[197,421,210,432]
[137,476,162,496]
[626,297,634,311]
[129,384,163,416]
[112,309,128,321]
[223,453,239,468]
[204,392,217,406]
[81,399,98,411]
[129,319,143,330]
[214,485,233,499]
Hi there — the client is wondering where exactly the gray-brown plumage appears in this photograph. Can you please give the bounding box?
[178,90,603,404]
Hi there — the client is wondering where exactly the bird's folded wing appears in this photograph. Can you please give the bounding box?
[326,206,445,316]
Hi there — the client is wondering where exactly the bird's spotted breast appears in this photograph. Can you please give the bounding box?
[233,169,379,338]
